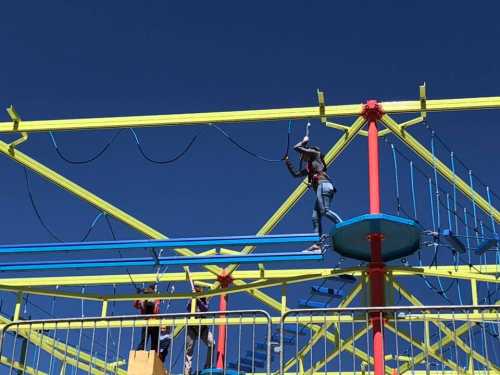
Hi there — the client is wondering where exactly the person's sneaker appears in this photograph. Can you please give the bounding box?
[302,243,322,253]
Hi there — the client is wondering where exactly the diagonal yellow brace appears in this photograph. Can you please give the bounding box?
[381,114,500,223]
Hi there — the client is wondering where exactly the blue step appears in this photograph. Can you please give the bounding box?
[272,334,295,345]
[311,285,345,298]
[282,327,307,336]
[255,343,267,352]
[335,274,357,283]
[201,369,243,375]
[246,350,272,361]
[272,332,293,340]
[228,363,251,373]
[475,234,499,255]
[298,299,330,308]
[441,229,466,253]
[240,357,265,368]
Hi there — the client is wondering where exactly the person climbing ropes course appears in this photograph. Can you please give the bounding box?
[284,123,342,251]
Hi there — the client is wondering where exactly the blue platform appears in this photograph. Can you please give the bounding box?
[331,214,421,262]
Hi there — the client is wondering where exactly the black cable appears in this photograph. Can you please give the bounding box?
[24,167,106,243]
[211,123,289,162]
[104,214,141,292]
[129,128,197,164]
[49,130,123,164]
[24,167,62,242]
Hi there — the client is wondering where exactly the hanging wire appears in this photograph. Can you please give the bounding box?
[210,122,291,162]
[24,167,62,242]
[129,128,198,164]
[104,214,142,292]
[23,167,106,242]
[390,143,401,215]
[49,130,123,164]
[424,122,500,204]
[450,152,460,235]
[388,137,495,234]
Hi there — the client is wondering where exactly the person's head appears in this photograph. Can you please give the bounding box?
[143,285,155,294]
[299,146,320,161]
[194,285,202,293]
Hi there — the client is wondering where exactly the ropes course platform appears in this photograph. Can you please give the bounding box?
[331,214,421,261]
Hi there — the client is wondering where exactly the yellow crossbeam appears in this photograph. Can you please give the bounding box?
[2,96,500,133]
[0,265,495,288]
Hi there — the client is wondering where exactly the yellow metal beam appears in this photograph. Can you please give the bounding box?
[0,285,103,301]
[2,96,500,133]
[0,355,49,375]
[0,265,495,288]
[13,292,23,321]
[381,114,500,223]
[0,268,346,287]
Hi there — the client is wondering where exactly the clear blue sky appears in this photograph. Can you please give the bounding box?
[0,1,499,317]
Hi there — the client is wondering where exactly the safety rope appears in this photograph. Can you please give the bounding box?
[24,168,106,242]
[49,130,123,164]
[211,121,291,162]
[104,214,141,292]
[390,143,401,216]
[129,128,198,164]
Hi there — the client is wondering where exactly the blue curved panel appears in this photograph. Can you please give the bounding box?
[331,214,420,262]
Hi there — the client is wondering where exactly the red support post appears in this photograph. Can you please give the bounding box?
[363,100,386,375]
[216,271,233,369]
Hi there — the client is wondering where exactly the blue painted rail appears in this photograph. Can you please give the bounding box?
[0,233,319,254]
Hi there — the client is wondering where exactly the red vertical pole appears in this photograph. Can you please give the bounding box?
[363,100,385,375]
[216,271,232,369]
[216,292,228,369]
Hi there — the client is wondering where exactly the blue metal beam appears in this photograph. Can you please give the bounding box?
[0,233,319,254]
[0,251,324,271]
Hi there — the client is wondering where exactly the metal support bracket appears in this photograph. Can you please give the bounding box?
[6,105,28,153]
[317,89,327,123]
[319,89,369,135]
[378,83,428,137]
